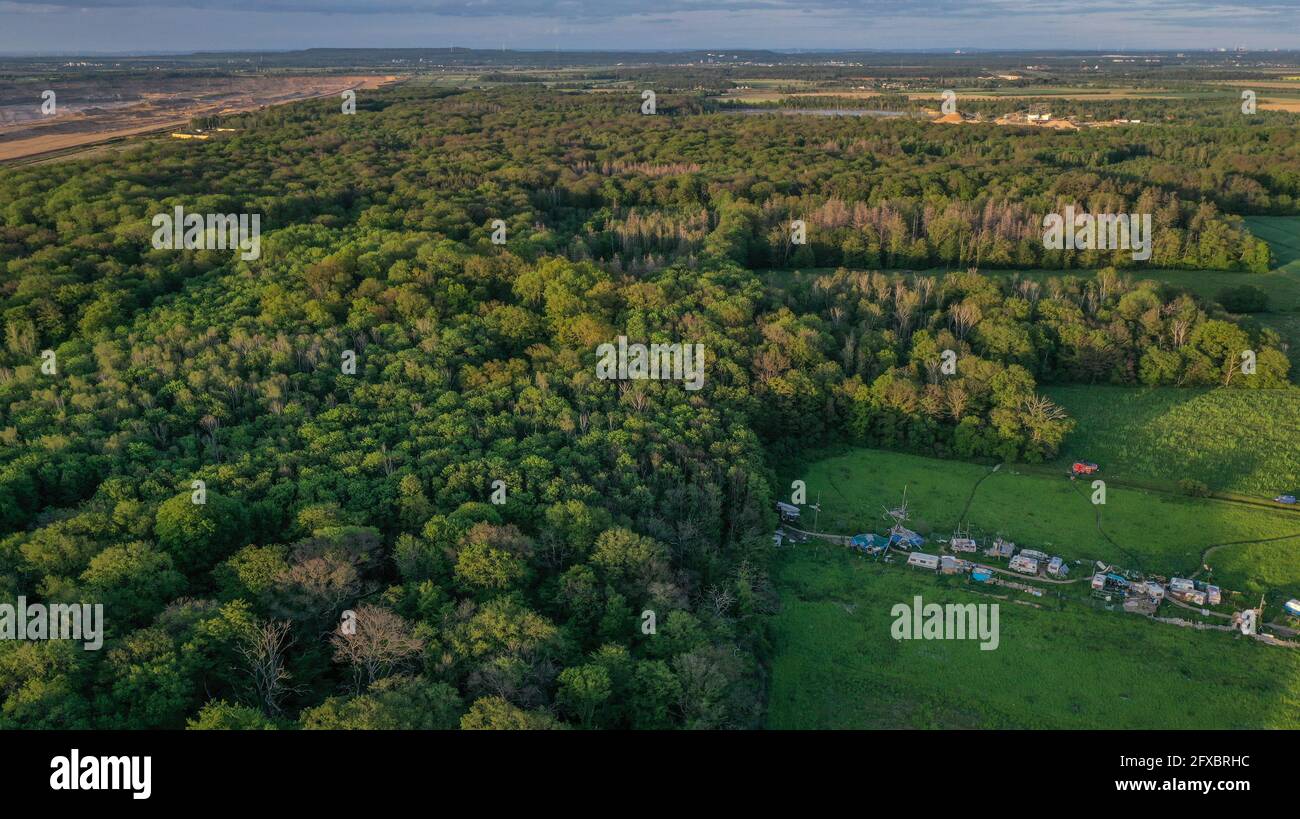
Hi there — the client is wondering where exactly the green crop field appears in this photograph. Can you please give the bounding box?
[1046,385,1300,497]
[767,544,1300,729]
[788,447,1300,599]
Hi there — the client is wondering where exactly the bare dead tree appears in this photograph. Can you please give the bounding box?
[1170,315,1192,349]
[1020,394,1070,443]
[1222,353,1243,386]
[240,619,296,718]
[330,604,426,694]
[894,287,921,338]
[705,584,736,619]
[945,381,970,420]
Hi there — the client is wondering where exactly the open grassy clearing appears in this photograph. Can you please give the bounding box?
[767,542,1300,728]
[792,447,1300,599]
[1244,215,1300,275]
[1046,385,1300,499]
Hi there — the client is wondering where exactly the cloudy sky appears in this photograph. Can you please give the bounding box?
[0,0,1296,54]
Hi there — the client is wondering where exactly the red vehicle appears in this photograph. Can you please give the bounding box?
[1072,461,1100,476]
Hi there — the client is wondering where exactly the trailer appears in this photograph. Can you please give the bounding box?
[985,537,1016,559]
[949,537,978,553]
[940,555,971,575]
[775,501,801,523]
[1008,555,1039,575]
[1177,589,1207,606]
[907,552,940,571]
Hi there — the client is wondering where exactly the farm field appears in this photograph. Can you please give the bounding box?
[790,447,1300,599]
[767,543,1300,729]
[1045,385,1300,498]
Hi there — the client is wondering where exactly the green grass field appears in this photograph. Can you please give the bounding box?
[768,445,1300,728]
[767,544,1300,728]
[1046,385,1300,497]
[792,447,1300,599]
[1245,215,1300,275]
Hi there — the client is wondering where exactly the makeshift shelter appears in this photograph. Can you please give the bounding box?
[850,533,886,552]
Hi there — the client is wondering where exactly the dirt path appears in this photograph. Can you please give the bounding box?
[1015,461,1300,518]
[1067,477,1145,571]
[1164,595,1233,620]
[956,463,1000,526]
[1195,531,1300,576]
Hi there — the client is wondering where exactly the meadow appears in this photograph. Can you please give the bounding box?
[788,447,1300,600]
[767,543,1300,729]
[1046,385,1300,498]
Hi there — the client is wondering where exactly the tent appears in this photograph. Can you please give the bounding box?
[850,533,886,551]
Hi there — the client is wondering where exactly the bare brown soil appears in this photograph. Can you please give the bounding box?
[0,74,400,163]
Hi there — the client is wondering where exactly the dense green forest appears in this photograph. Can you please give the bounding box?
[0,81,1293,729]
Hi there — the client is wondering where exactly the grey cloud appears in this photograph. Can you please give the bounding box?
[2,0,1296,19]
